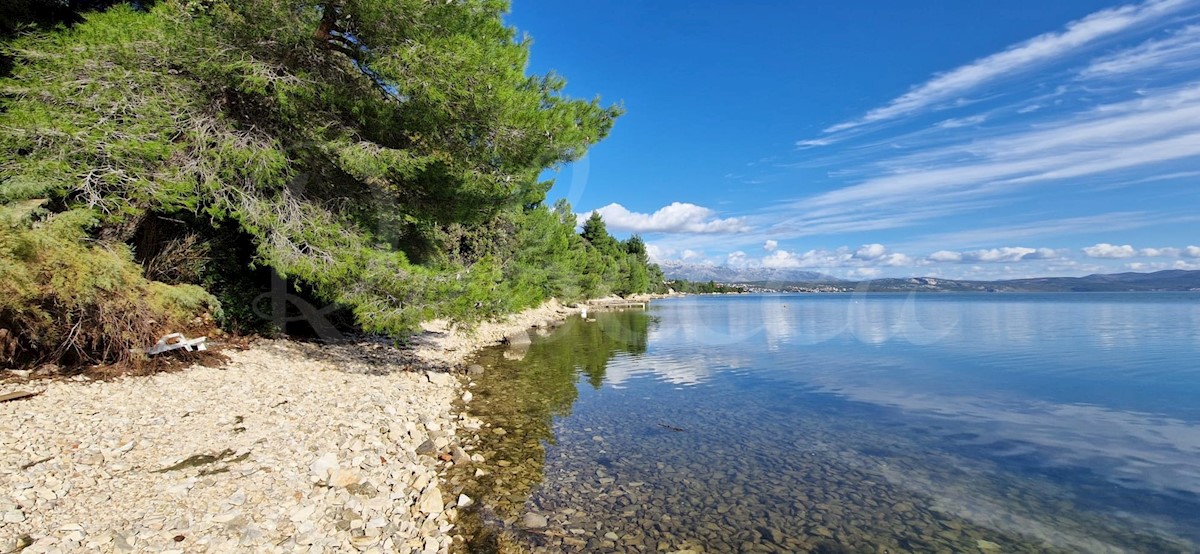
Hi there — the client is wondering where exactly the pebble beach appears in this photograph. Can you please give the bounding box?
[0,299,588,554]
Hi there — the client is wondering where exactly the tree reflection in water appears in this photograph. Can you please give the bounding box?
[448,310,652,537]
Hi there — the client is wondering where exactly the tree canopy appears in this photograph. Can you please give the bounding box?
[0,0,665,367]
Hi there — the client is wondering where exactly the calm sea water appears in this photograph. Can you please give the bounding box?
[455,293,1200,553]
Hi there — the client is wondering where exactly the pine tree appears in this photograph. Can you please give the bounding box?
[0,0,664,366]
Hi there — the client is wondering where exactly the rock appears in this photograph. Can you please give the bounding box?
[466,364,484,376]
[521,513,548,529]
[166,482,193,497]
[417,486,444,514]
[3,509,25,523]
[329,468,360,488]
[426,372,453,386]
[461,391,473,402]
[310,452,338,482]
[759,526,783,543]
[977,539,1002,552]
[415,439,437,456]
[457,494,473,508]
[113,534,134,552]
[291,505,316,522]
[505,331,532,346]
[239,524,264,546]
[450,446,470,465]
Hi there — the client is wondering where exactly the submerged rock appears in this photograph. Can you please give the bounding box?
[521,512,547,529]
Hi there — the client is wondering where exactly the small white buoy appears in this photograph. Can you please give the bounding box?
[580,306,588,318]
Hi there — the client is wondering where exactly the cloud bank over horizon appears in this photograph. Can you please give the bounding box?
[645,241,1200,280]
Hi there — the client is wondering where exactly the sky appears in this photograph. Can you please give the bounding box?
[505,0,1200,280]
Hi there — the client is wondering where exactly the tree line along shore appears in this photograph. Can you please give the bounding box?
[0,0,667,373]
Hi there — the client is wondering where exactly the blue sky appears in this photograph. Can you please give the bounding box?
[507,0,1200,279]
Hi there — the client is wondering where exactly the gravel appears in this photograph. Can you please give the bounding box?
[0,340,470,553]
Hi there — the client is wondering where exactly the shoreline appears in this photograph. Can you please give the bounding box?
[410,293,677,369]
[0,296,666,553]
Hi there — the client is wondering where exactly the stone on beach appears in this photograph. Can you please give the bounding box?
[310,452,339,482]
[417,486,444,514]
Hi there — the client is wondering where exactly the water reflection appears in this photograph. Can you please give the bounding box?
[450,312,653,536]
[454,294,1200,553]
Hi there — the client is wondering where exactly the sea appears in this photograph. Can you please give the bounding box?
[454,293,1200,553]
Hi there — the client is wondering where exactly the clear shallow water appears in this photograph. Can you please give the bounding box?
[453,293,1200,553]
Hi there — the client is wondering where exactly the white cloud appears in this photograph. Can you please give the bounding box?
[1138,247,1181,257]
[799,82,1200,218]
[965,247,1061,263]
[761,250,803,268]
[927,247,1063,263]
[817,0,1189,134]
[796,137,837,148]
[579,202,749,234]
[1186,245,1200,258]
[644,244,675,263]
[720,245,917,273]
[936,114,988,129]
[879,253,915,266]
[851,267,882,279]
[763,240,778,251]
[755,248,859,269]
[929,250,964,262]
[1083,243,1138,258]
[915,212,1162,249]
[1125,260,1190,270]
[854,243,889,260]
[1081,24,1200,79]
[680,249,704,261]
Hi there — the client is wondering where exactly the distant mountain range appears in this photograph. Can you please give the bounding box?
[657,261,834,283]
[756,269,1200,292]
[659,263,1200,292]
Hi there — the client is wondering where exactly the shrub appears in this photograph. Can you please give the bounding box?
[0,205,220,368]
